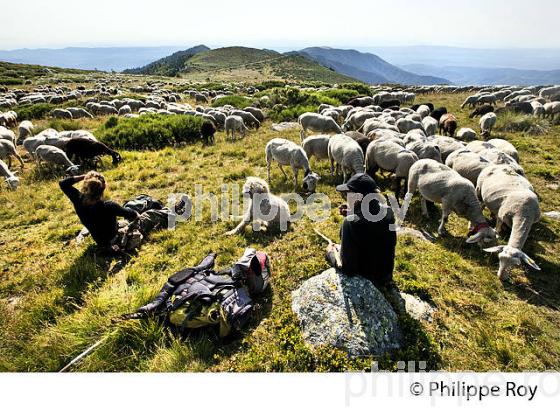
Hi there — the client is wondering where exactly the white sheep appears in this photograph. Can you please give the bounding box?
[485,138,519,163]
[35,144,80,175]
[406,158,496,242]
[0,159,19,190]
[416,105,431,119]
[225,176,291,236]
[302,135,330,161]
[478,148,524,176]
[17,120,34,142]
[265,138,320,192]
[23,135,47,158]
[365,139,418,198]
[544,102,560,119]
[477,164,541,280]
[445,149,491,186]
[405,139,442,163]
[327,134,365,183]
[0,139,24,168]
[396,117,424,134]
[422,116,438,136]
[432,136,466,162]
[479,112,497,138]
[225,115,248,141]
[298,113,342,140]
[456,128,477,141]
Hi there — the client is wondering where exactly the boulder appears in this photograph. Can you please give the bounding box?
[291,268,402,357]
[397,292,436,323]
[271,122,300,132]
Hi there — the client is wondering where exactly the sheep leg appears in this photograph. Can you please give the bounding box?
[438,200,451,235]
[267,160,272,182]
[292,166,298,190]
[278,164,288,180]
[421,198,428,217]
[15,153,24,168]
[330,158,335,176]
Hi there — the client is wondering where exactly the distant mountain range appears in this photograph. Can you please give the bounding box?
[298,47,449,85]
[0,44,559,85]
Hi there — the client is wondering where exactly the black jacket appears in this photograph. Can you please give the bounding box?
[60,176,138,247]
[327,200,396,287]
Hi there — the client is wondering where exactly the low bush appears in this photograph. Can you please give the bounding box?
[96,114,205,150]
[316,88,360,104]
[269,104,316,122]
[211,95,253,109]
[15,103,56,121]
[496,112,549,135]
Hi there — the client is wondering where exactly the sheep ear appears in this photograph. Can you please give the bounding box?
[520,252,541,270]
[484,245,504,253]
[466,231,483,243]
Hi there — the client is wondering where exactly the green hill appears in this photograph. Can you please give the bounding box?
[0,61,96,86]
[124,46,360,83]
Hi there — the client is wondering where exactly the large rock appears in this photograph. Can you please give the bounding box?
[291,268,402,357]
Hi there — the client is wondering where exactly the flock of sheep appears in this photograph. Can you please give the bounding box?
[1,80,559,281]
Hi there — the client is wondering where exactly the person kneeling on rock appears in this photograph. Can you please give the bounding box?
[325,173,397,288]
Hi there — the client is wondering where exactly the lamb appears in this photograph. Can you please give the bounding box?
[298,113,342,140]
[17,120,34,143]
[422,116,438,136]
[479,112,497,138]
[0,126,16,144]
[225,115,248,141]
[265,138,320,192]
[365,139,418,198]
[432,136,466,162]
[406,158,496,242]
[456,128,477,141]
[0,139,25,168]
[469,104,494,118]
[0,159,19,190]
[65,137,122,165]
[302,135,330,161]
[445,149,491,186]
[438,113,457,137]
[35,144,80,175]
[327,134,365,183]
[476,164,541,279]
[225,176,291,236]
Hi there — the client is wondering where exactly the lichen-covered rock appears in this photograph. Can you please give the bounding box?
[291,268,402,357]
[397,292,436,323]
[271,122,300,132]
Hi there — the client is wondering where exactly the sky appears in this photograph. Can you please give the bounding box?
[1,0,560,50]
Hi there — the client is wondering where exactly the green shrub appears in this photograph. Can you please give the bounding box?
[269,104,316,122]
[104,116,119,129]
[316,88,359,104]
[0,77,24,85]
[97,114,205,150]
[46,119,82,131]
[341,82,372,96]
[15,103,56,121]
[496,112,549,135]
[211,95,253,109]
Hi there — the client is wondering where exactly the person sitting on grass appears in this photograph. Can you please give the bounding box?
[59,171,139,251]
[325,173,397,289]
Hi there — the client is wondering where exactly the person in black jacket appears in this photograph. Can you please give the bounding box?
[325,173,397,288]
[60,171,139,250]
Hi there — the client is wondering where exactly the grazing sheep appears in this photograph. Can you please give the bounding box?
[327,134,365,183]
[478,148,524,175]
[432,136,466,162]
[486,138,519,163]
[360,118,399,135]
[544,101,560,119]
[456,127,477,141]
[406,159,496,242]
[342,111,377,131]
[0,111,17,127]
[225,115,248,141]
[65,137,122,165]
[539,85,560,100]
[477,164,541,279]
[265,138,320,192]
[416,105,431,118]
[243,106,265,122]
[429,107,447,122]
[477,94,497,106]
[51,108,73,119]
[445,149,491,186]
[200,121,216,145]
[302,135,330,161]
[439,113,457,137]
[406,139,442,162]
[0,159,19,190]
[67,107,93,119]
[225,176,290,236]
[531,101,545,117]
[479,112,497,138]
[118,105,132,116]
[35,144,80,174]
[469,104,494,118]
[298,113,342,140]
[461,95,479,109]
[396,117,424,134]
[0,139,24,168]
[230,110,260,129]
[17,120,34,143]
[422,116,438,136]
[23,135,47,158]
[0,125,16,144]
[365,139,418,198]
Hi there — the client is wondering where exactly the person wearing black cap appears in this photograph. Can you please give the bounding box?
[325,172,397,288]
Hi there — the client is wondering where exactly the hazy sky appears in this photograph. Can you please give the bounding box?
[1,0,559,49]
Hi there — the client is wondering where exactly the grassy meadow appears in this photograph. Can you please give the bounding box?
[0,92,559,372]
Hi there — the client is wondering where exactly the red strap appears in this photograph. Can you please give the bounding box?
[468,222,490,236]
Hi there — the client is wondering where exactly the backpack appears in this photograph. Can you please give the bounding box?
[124,249,272,337]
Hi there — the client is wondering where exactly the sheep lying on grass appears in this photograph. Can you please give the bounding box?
[477,164,541,280]
[265,138,320,193]
[406,158,496,243]
[225,176,290,236]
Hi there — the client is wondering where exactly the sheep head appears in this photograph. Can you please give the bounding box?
[242,177,270,197]
[5,175,19,190]
[66,165,81,176]
[466,223,497,246]
[302,172,320,193]
[484,245,541,280]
